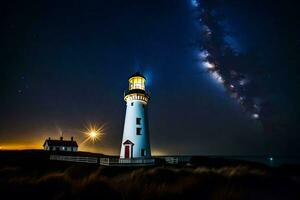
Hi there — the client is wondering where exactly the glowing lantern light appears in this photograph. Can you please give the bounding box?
[129,76,145,90]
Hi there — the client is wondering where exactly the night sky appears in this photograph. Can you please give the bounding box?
[1,0,299,155]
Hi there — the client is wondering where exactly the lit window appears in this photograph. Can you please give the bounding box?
[136,118,141,125]
[136,127,142,135]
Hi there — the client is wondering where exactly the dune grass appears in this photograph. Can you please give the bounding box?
[0,150,299,200]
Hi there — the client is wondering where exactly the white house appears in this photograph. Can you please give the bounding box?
[43,136,78,152]
[120,72,151,159]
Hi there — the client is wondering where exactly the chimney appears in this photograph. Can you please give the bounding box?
[60,136,63,141]
[71,136,73,141]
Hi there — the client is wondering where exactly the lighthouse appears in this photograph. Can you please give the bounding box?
[120,72,151,159]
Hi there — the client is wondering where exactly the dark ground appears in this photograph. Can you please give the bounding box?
[0,150,299,200]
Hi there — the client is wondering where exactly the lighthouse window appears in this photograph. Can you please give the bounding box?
[136,127,142,135]
[141,149,145,157]
[136,118,141,125]
[131,102,134,106]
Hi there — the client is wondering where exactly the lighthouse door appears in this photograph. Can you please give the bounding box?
[125,145,130,158]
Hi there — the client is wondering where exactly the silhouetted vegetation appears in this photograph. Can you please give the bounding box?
[0,150,299,199]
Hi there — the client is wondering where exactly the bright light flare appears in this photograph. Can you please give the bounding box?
[80,123,105,145]
[90,131,97,139]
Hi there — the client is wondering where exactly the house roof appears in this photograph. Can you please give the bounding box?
[43,139,78,147]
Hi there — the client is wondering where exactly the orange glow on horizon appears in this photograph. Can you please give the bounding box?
[0,142,117,155]
[151,149,169,156]
[0,143,41,150]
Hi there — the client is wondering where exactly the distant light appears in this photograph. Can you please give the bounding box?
[230,84,234,89]
[90,131,97,138]
[269,157,273,161]
[86,129,101,143]
[202,61,215,69]
[81,123,105,145]
[252,113,259,119]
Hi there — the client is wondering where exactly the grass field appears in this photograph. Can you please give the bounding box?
[0,150,299,200]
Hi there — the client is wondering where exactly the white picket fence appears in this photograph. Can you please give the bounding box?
[99,157,155,166]
[49,155,155,166]
[50,155,98,163]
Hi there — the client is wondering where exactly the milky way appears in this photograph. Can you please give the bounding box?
[191,0,267,126]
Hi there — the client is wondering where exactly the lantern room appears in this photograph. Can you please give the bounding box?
[129,72,146,90]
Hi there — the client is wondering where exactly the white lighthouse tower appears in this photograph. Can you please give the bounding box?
[120,72,151,159]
